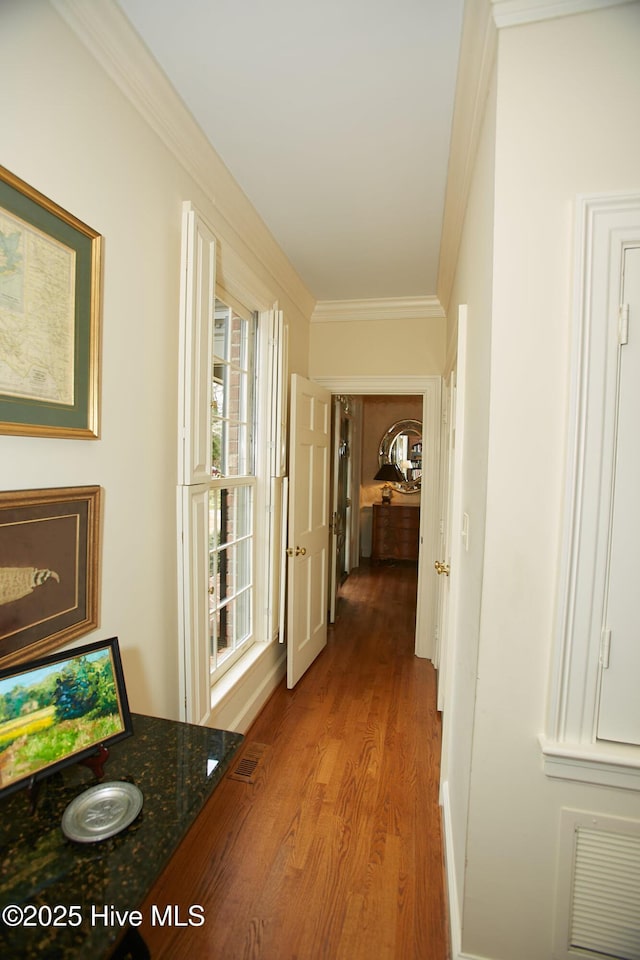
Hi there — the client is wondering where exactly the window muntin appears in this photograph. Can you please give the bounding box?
[208,299,257,678]
[212,301,254,478]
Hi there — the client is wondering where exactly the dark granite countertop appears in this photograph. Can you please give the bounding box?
[0,713,243,959]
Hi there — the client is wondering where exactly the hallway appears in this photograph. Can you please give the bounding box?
[142,563,447,959]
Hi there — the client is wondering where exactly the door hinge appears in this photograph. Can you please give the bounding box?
[619,303,629,345]
[600,627,611,669]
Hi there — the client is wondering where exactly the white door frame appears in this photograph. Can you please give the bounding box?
[313,375,442,660]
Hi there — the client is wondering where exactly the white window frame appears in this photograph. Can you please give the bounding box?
[177,201,287,724]
[540,192,640,791]
[208,299,257,681]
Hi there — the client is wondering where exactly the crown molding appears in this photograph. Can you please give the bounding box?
[312,375,440,395]
[491,0,636,28]
[311,296,445,324]
[437,0,497,316]
[49,0,315,320]
[437,0,632,315]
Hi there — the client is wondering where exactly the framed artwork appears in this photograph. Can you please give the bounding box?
[0,165,102,438]
[0,486,101,666]
[0,636,132,798]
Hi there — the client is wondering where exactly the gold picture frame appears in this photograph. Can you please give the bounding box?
[0,166,102,438]
[0,486,101,666]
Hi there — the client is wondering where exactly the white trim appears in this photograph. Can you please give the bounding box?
[545,192,640,789]
[440,780,490,960]
[441,780,463,960]
[491,0,636,29]
[540,737,640,791]
[178,202,216,486]
[437,0,497,315]
[50,0,314,321]
[440,3,621,317]
[311,296,444,324]
[314,375,441,661]
[553,808,640,960]
[313,375,437,395]
[209,642,286,734]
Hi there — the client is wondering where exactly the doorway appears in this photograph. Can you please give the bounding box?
[317,375,442,661]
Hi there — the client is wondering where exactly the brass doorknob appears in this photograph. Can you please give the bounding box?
[287,546,307,557]
[434,560,450,576]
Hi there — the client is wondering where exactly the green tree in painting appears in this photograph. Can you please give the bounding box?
[53,656,117,723]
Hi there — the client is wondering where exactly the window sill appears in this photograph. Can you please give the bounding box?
[211,642,266,709]
[539,736,640,791]
[209,639,285,732]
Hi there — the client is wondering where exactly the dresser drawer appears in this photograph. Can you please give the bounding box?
[371,504,420,561]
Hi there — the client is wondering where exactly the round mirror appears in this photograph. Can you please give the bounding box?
[378,419,422,494]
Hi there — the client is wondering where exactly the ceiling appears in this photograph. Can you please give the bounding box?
[116,0,465,304]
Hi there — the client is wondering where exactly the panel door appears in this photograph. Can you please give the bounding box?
[287,374,331,688]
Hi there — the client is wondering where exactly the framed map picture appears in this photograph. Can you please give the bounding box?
[0,166,102,438]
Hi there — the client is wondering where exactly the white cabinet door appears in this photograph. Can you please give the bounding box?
[597,245,640,745]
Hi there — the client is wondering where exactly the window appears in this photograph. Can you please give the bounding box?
[176,202,287,724]
[209,300,256,678]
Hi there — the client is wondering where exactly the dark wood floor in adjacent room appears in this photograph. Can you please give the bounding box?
[141,562,448,960]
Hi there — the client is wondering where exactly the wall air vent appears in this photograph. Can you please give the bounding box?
[554,810,640,960]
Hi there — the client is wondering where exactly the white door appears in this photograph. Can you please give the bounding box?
[329,399,352,623]
[434,373,455,670]
[597,245,640,745]
[329,397,341,623]
[287,374,331,688]
[437,306,468,715]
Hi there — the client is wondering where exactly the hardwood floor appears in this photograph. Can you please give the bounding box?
[141,563,448,960]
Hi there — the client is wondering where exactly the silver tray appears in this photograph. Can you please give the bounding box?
[61,781,143,843]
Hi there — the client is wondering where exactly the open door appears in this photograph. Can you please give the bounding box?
[287,374,331,688]
[329,397,341,623]
[329,397,353,622]
[437,306,468,714]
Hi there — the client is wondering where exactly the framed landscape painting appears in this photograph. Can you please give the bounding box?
[0,165,102,438]
[0,636,132,797]
[0,486,101,666]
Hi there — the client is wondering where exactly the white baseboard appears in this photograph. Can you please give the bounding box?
[440,779,491,960]
[441,779,463,958]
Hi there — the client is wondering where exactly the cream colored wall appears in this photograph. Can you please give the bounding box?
[439,58,496,943]
[309,316,445,379]
[460,7,640,959]
[0,2,311,723]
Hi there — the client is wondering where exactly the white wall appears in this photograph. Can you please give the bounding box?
[460,7,640,958]
[0,1,312,725]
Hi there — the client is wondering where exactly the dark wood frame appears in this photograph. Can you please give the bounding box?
[0,486,101,665]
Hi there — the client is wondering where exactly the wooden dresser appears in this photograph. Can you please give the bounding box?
[371,503,420,562]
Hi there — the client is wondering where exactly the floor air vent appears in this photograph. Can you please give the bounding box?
[555,809,640,960]
[227,743,268,783]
